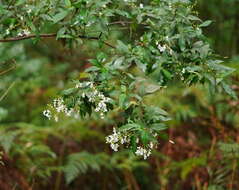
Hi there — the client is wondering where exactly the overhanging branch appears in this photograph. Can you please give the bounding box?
[0,33,115,48]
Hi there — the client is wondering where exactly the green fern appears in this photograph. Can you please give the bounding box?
[218,142,239,158]
[63,151,110,184]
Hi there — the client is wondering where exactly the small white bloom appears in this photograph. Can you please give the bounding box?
[6,29,10,35]
[169,48,173,55]
[100,112,105,119]
[149,142,154,149]
[43,110,51,120]
[54,115,59,122]
[17,29,31,37]
[158,44,166,52]
[136,138,139,143]
[27,9,32,14]
[135,146,152,159]
[153,133,158,137]
[111,143,119,151]
[139,3,144,8]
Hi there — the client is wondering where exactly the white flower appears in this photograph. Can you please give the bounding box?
[75,83,82,88]
[135,146,152,159]
[136,138,139,143]
[169,48,173,55]
[149,142,154,149]
[169,3,172,10]
[17,29,31,37]
[43,110,51,120]
[27,9,32,14]
[100,112,105,119]
[54,115,59,122]
[139,3,144,8]
[158,44,166,52]
[64,108,73,116]
[6,29,10,35]
[106,127,128,151]
[111,143,119,151]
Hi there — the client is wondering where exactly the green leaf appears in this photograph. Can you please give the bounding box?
[117,40,129,53]
[140,130,150,145]
[119,123,139,132]
[52,10,68,23]
[16,0,26,6]
[145,83,161,94]
[188,15,201,21]
[119,94,127,108]
[221,82,238,100]
[57,27,67,39]
[65,0,72,7]
[61,88,77,96]
[162,69,172,80]
[199,20,212,27]
[151,123,167,131]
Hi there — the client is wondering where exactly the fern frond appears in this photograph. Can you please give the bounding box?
[63,151,109,184]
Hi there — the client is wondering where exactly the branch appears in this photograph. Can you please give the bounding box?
[108,21,133,26]
[0,33,115,48]
[0,33,57,42]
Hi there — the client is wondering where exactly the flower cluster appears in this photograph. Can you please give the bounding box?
[135,146,151,159]
[156,42,166,52]
[156,40,174,55]
[105,128,130,151]
[43,81,112,121]
[17,29,31,37]
[43,98,77,122]
[75,81,111,119]
[53,98,73,116]
[106,127,158,159]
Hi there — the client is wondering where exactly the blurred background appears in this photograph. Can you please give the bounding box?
[0,0,239,189]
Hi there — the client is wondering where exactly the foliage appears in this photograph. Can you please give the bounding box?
[0,0,238,189]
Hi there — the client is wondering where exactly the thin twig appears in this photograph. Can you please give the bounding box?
[0,33,57,42]
[7,0,15,9]
[0,65,16,76]
[0,33,116,48]
[0,81,16,102]
[108,21,133,26]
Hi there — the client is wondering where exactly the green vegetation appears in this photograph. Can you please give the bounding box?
[0,0,238,189]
